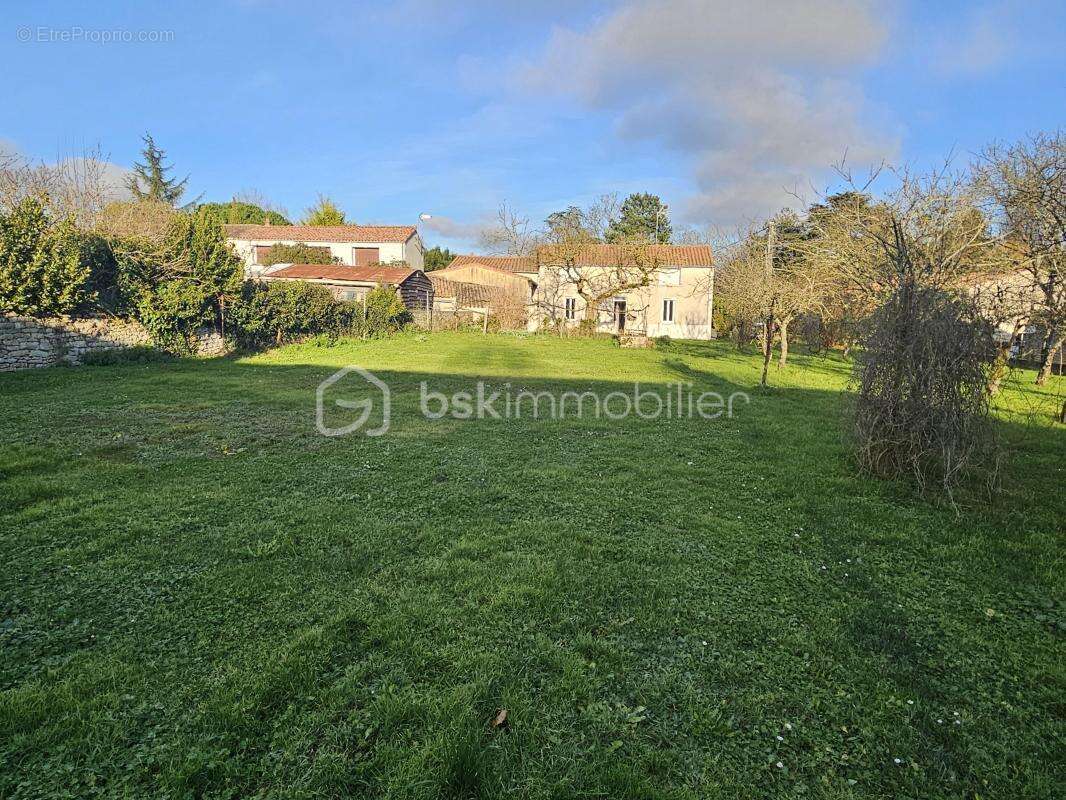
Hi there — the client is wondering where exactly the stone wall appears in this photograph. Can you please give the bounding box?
[0,314,235,371]
[0,314,152,371]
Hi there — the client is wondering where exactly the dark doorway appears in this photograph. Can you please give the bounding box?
[613,299,627,332]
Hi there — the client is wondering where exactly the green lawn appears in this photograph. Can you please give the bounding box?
[1,332,1063,799]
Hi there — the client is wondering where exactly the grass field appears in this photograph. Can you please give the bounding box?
[1,332,1064,799]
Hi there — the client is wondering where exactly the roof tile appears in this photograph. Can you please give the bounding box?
[225,224,417,244]
[266,264,417,283]
[447,244,713,271]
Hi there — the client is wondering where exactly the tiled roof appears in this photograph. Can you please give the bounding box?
[448,244,713,271]
[266,264,417,283]
[445,254,538,274]
[224,224,417,243]
[429,274,515,308]
[537,243,713,267]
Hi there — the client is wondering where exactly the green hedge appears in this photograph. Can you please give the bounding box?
[0,198,102,316]
[228,282,410,348]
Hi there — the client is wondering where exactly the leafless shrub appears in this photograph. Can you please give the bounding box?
[488,293,529,331]
[854,253,1000,499]
[95,199,177,245]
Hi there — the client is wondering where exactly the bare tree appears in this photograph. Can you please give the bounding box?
[716,212,837,384]
[479,202,537,256]
[974,131,1066,385]
[0,144,124,227]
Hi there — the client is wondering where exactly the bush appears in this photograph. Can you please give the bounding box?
[80,346,172,366]
[0,198,96,316]
[359,286,410,337]
[106,208,244,353]
[853,279,1000,497]
[134,280,215,354]
[196,201,289,226]
[257,243,337,267]
[229,280,351,347]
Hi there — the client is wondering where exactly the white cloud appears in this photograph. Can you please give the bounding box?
[419,214,496,245]
[514,0,900,226]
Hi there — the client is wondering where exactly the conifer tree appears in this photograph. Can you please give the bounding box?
[126,133,191,206]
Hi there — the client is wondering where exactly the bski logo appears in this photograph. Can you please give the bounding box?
[316,366,391,437]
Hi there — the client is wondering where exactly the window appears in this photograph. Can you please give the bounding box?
[564,297,577,321]
[352,247,380,266]
[662,298,675,323]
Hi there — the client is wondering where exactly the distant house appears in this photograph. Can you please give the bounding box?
[262,264,433,311]
[440,244,715,339]
[224,224,425,274]
[431,257,536,307]
[443,255,540,282]
[428,273,518,315]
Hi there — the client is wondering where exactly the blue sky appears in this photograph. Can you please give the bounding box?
[2,0,1063,250]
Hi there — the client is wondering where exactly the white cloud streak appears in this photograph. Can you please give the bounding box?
[419,214,497,244]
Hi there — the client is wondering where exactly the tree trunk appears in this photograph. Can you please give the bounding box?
[1036,331,1063,386]
[760,311,774,387]
[778,318,789,367]
[988,323,1023,396]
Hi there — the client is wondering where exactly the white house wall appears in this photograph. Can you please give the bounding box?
[228,237,421,274]
[532,266,715,340]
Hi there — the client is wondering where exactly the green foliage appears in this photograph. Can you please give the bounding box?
[422,245,455,271]
[258,243,338,267]
[361,285,410,336]
[229,280,351,347]
[302,195,346,226]
[134,280,214,354]
[80,345,173,366]
[178,209,245,300]
[126,133,193,206]
[229,282,409,348]
[605,192,672,243]
[196,200,290,226]
[120,209,244,352]
[0,198,95,315]
[33,219,93,314]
